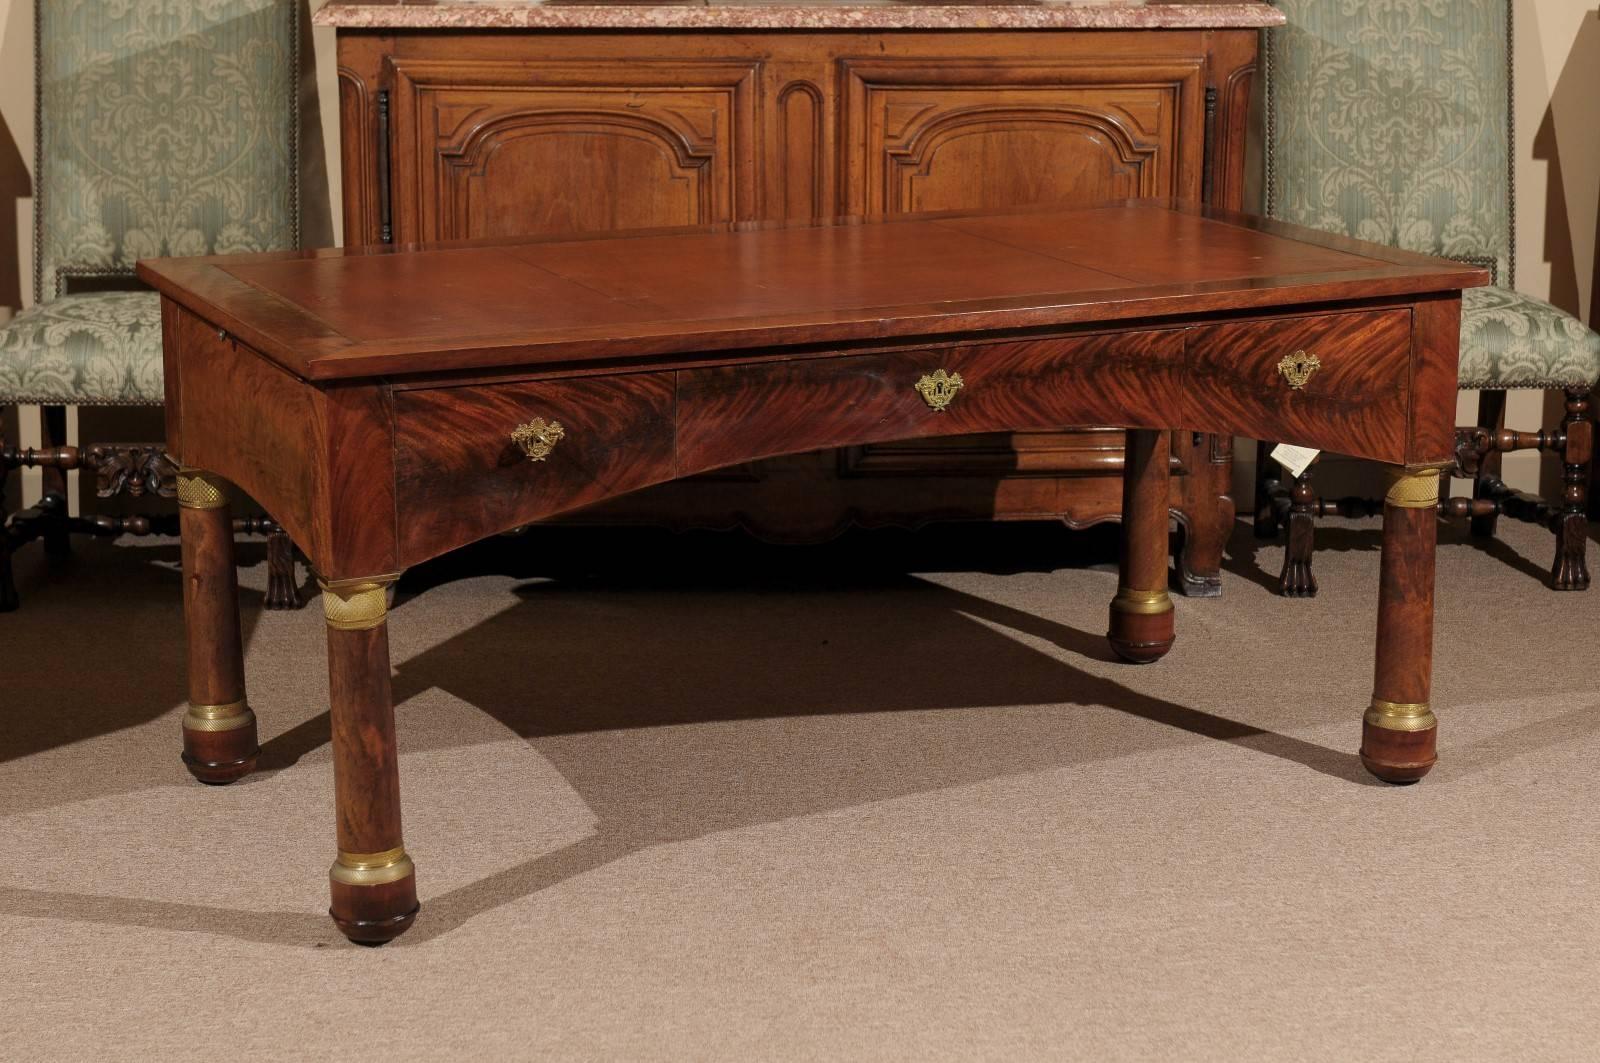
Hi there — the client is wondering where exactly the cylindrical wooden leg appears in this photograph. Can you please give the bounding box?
[1361,465,1444,784]
[178,469,257,784]
[1108,428,1175,663]
[322,574,418,945]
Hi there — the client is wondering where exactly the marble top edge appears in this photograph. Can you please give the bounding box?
[313,2,1285,31]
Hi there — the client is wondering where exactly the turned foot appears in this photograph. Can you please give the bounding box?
[1107,589,1176,663]
[330,848,419,945]
[181,701,260,784]
[1360,699,1437,784]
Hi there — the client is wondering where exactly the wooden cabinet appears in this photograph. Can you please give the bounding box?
[333,21,1263,594]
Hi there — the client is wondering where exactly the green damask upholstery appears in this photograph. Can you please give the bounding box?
[0,292,163,405]
[1462,286,1600,389]
[0,0,298,406]
[1267,0,1600,391]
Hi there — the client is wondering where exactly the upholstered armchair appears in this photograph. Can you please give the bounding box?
[0,0,302,611]
[1256,0,1600,594]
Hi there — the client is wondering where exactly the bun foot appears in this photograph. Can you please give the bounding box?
[1107,594,1175,664]
[330,850,419,946]
[181,705,259,785]
[1360,701,1437,784]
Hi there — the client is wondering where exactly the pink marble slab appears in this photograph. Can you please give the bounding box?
[314,0,1285,31]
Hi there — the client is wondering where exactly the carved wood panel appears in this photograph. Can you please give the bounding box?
[386,59,760,243]
[841,58,1204,216]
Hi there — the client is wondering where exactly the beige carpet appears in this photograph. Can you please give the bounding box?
[2,514,1599,1061]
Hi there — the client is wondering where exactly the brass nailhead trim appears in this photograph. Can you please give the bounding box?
[1365,697,1438,733]
[183,699,254,732]
[331,846,415,887]
[1385,466,1443,509]
[176,469,228,510]
[319,575,399,632]
[1110,587,1174,616]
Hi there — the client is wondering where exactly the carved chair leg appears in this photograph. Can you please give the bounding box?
[1108,428,1175,663]
[1552,386,1592,591]
[1279,465,1318,598]
[177,469,258,784]
[1470,389,1507,538]
[264,529,302,610]
[1361,465,1443,783]
[322,573,418,945]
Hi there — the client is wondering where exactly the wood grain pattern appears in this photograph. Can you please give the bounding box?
[676,330,1186,475]
[1185,308,1414,462]
[393,373,677,566]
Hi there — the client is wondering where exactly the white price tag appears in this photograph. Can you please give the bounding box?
[1270,444,1321,479]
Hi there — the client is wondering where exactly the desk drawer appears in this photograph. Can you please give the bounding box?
[676,330,1185,476]
[392,372,676,564]
[1185,308,1413,462]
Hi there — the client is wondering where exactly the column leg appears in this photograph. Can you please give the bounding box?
[1108,428,1175,663]
[177,469,257,784]
[1361,465,1444,784]
[322,574,418,945]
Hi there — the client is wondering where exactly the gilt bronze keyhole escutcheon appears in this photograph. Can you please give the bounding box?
[1276,349,1321,389]
[914,369,964,412]
[510,417,566,461]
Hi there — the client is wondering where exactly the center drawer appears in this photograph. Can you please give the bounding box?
[675,329,1186,476]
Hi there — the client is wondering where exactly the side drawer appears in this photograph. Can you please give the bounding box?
[1185,308,1413,463]
[392,373,676,565]
[676,330,1185,477]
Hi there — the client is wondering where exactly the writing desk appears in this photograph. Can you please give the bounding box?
[138,201,1486,944]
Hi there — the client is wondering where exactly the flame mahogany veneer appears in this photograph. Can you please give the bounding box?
[139,200,1486,944]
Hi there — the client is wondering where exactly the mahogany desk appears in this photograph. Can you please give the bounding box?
[138,201,1486,945]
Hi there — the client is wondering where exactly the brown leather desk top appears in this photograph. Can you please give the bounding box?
[137,200,1487,382]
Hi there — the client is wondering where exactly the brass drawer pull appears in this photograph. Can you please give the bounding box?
[1276,349,1321,389]
[914,369,964,412]
[511,417,565,461]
